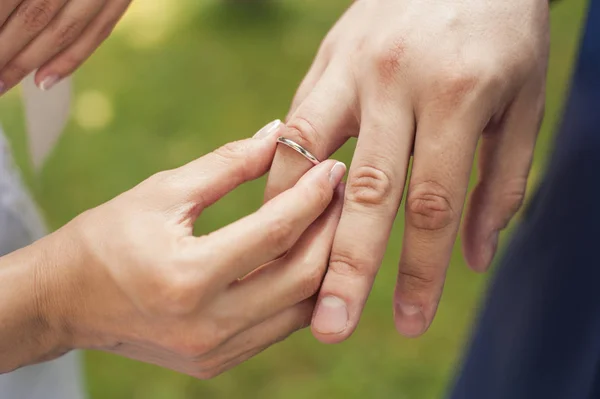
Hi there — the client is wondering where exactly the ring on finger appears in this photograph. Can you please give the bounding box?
[276,137,320,165]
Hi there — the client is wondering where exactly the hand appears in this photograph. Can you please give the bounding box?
[1,121,347,378]
[0,0,131,94]
[266,0,549,340]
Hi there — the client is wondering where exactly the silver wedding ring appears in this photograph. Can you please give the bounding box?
[276,137,320,165]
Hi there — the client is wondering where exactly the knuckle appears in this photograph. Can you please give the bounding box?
[143,169,186,199]
[319,37,335,59]
[483,66,507,94]
[213,141,248,164]
[436,69,481,106]
[398,266,438,294]
[149,169,172,184]
[155,169,185,193]
[372,37,407,83]
[285,116,320,150]
[264,216,296,251]
[206,140,254,185]
[18,0,55,32]
[406,181,455,231]
[142,170,170,192]
[329,250,375,279]
[53,18,82,49]
[347,165,393,207]
[315,32,336,61]
[147,267,203,317]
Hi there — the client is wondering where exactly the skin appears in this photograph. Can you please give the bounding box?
[0,0,550,350]
[265,0,550,341]
[0,0,132,93]
[0,121,348,378]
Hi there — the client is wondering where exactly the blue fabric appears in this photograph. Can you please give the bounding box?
[450,1,600,398]
[451,0,600,399]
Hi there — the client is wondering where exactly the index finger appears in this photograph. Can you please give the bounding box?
[185,159,346,296]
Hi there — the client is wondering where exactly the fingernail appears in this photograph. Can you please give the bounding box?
[395,301,426,337]
[328,162,346,188]
[39,75,60,91]
[313,296,348,334]
[253,119,281,139]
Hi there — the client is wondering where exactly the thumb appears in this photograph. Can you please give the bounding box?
[153,120,282,214]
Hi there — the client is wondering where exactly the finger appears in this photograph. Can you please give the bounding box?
[462,81,545,271]
[194,298,315,379]
[311,99,415,343]
[265,64,357,201]
[212,185,344,333]
[149,120,282,214]
[0,0,23,27]
[0,0,67,84]
[394,103,487,338]
[188,159,346,290]
[0,0,104,91]
[287,56,328,120]
[34,0,131,89]
[287,26,340,119]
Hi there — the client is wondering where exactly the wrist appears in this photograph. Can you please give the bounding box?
[32,228,83,353]
[0,227,82,371]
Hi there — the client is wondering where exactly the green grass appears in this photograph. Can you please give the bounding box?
[0,0,589,397]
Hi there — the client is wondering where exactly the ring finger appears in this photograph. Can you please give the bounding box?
[265,62,358,201]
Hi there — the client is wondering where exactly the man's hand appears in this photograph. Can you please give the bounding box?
[0,0,131,94]
[266,0,549,341]
[0,121,347,378]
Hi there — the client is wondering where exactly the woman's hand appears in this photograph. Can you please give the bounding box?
[0,0,131,94]
[0,120,347,378]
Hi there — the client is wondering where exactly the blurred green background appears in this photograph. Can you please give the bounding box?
[0,0,590,397]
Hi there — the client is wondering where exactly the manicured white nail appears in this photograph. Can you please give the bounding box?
[328,162,346,188]
[253,119,282,139]
[39,75,60,91]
